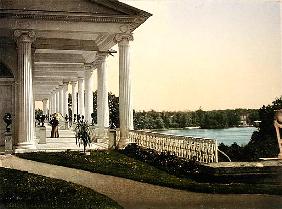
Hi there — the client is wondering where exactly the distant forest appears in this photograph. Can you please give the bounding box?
[65,92,260,130]
[133,109,259,130]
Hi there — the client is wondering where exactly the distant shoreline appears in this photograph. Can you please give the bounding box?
[148,126,256,132]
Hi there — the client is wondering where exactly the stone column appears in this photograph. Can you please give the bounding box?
[56,87,60,113]
[52,91,57,114]
[42,98,48,115]
[63,82,69,117]
[50,92,53,114]
[71,81,78,120]
[84,67,94,123]
[78,77,85,117]
[97,53,109,138]
[59,85,64,115]
[14,30,36,150]
[49,95,53,115]
[115,33,134,148]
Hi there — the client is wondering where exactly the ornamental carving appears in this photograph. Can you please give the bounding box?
[274,109,282,159]
[114,33,134,44]
[14,30,36,43]
[274,109,282,124]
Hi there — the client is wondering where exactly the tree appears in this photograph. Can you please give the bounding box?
[92,91,120,127]
[75,121,92,154]
[243,96,282,160]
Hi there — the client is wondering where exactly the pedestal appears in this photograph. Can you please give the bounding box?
[108,129,117,149]
[4,132,13,154]
[38,127,46,144]
[96,128,109,143]
[72,122,77,130]
[65,121,69,130]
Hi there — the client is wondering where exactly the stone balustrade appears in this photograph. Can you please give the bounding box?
[128,130,218,163]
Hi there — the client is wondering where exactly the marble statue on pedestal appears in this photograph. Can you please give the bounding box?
[274,109,282,159]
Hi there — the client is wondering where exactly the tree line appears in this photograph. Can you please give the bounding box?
[133,109,259,130]
[66,91,259,130]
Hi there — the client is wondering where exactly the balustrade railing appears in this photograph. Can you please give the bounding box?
[128,130,218,163]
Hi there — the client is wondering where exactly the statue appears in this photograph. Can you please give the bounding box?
[69,115,73,126]
[40,114,46,127]
[3,113,12,132]
[35,114,41,126]
[274,109,282,159]
[77,114,81,123]
[65,114,69,122]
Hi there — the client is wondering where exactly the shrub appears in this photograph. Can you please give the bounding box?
[121,144,201,179]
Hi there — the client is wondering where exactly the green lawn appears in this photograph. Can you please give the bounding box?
[0,167,123,209]
[17,150,282,195]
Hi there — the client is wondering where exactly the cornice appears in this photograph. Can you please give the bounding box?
[0,9,137,24]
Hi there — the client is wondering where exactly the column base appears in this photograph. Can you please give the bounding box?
[15,142,37,153]
[117,137,130,149]
[96,127,109,140]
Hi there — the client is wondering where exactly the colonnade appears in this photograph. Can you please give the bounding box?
[15,31,134,150]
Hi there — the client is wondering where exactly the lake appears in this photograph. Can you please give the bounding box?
[156,127,258,146]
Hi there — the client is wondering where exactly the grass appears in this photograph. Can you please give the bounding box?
[17,150,282,195]
[0,167,123,209]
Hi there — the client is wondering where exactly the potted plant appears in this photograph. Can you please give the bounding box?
[75,121,92,155]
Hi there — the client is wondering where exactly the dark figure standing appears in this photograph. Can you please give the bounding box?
[50,117,59,138]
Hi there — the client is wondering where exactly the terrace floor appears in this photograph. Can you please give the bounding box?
[0,124,108,154]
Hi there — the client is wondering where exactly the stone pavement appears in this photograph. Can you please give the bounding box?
[35,125,107,152]
[0,155,281,209]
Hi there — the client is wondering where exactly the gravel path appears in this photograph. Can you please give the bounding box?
[0,155,281,209]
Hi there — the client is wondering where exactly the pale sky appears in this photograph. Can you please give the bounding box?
[107,0,282,111]
[37,0,282,111]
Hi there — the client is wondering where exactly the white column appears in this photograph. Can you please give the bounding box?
[52,91,57,114]
[56,88,60,113]
[63,83,69,117]
[71,81,78,120]
[42,98,48,115]
[97,53,109,136]
[78,77,85,117]
[115,34,134,148]
[49,95,53,115]
[59,85,64,115]
[14,30,36,149]
[84,68,94,123]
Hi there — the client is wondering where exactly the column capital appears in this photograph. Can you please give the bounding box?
[14,30,36,44]
[70,80,77,85]
[93,52,109,69]
[114,33,134,45]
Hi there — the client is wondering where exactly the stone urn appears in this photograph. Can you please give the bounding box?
[3,113,12,132]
